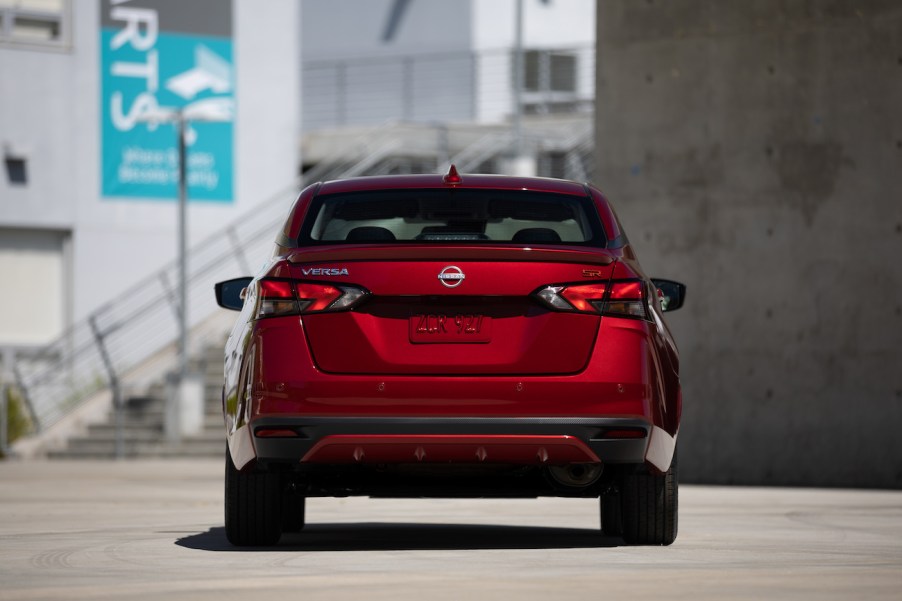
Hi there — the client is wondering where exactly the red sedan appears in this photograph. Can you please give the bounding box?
[215,166,685,546]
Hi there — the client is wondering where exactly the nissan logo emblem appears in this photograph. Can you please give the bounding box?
[438,265,465,288]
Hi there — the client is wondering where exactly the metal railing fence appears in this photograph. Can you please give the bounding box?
[11,129,413,433]
[303,45,595,132]
[12,184,293,432]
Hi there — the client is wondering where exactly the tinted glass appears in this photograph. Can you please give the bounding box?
[299,189,606,246]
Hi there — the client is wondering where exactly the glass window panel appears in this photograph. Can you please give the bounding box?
[1,0,63,11]
[12,15,60,41]
[550,54,577,92]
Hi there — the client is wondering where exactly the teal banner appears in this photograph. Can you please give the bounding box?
[100,1,234,202]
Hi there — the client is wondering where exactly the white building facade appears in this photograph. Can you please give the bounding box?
[0,0,301,352]
[301,0,596,132]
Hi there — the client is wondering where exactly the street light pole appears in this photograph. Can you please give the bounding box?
[137,102,231,444]
[503,0,535,176]
[138,102,230,385]
[177,111,188,382]
[513,0,524,157]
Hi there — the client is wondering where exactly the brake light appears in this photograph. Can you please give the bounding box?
[561,283,608,313]
[296,283,342,312]
[256,279,368,319]
[258,280,297,317]
[535,283,607,313]
[534,279,648,320]
[605,280,648,319]
[443,164,462,185]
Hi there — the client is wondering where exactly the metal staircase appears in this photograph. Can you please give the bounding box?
[47,344,225,459]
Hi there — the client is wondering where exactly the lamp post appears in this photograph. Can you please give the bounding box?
[176,111,188,384]
[513,0,524,158]
[153,101,232,383]
[505,0,536,176]
[140,100,232,442]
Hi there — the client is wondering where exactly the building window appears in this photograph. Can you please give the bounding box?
[4,156,28,185]
[520,49,583,115]
[523,49,577,93]
[0,0,68,47]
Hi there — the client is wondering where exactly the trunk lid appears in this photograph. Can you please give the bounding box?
[287,245,615,375]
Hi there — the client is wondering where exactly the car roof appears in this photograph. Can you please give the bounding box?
[316,173,590,196]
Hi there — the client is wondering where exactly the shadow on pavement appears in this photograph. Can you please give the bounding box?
[175,523,620,551]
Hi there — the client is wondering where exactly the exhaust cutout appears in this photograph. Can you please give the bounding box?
[547,463,603,488]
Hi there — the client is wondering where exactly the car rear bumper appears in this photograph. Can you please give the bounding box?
[249,416,657,467]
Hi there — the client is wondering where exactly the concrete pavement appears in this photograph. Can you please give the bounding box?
[0,459,900,600]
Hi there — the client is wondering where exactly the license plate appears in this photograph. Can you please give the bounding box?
[409,314,492,343]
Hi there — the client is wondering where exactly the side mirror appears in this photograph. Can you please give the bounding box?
[651,278,686,312]
[215,277,253,311]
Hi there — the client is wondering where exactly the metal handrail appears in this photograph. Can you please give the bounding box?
[12,128,411,433]
[451,132,515,172]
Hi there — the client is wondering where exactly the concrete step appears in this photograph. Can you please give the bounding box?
[49,436,226,459]
[114,409,165,422]
[80,428,162,443]
[54,440,156,456]
[179,429,225,442]
[49,343,231,460]
[122,397,165,410]
[48,447,223,460]
[142,444,225,458]
[81,419,221,439]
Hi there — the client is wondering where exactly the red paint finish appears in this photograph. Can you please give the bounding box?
[220,171,682,480]
[304,300,599,375]
[245,314,653,419]
[587,187,622,241]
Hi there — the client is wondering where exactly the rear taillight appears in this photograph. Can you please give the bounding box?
[536,283,607,313]
[534,279,649,320]
[605,280,648,319]
[258,280,297,317]
[256,279,368,319]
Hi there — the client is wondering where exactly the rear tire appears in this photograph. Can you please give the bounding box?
[600,489,623,537]
[281,484,306,533]
[620,452,678,545]
[224,447,283,546]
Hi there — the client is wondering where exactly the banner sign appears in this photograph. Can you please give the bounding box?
[100,0,234,202]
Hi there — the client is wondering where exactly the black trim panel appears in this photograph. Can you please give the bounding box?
[251,416,651,465]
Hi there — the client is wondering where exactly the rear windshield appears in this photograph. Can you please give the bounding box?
[298,189,606,246]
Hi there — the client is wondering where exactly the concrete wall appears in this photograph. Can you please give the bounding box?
[595,0,902,487]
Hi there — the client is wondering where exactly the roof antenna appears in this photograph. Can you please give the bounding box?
[443,164,462,186]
